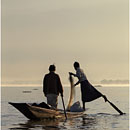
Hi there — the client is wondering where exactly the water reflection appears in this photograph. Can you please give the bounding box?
[81,116,97,129]
[9,115,100,130]
[9,113,128,130]
[3,87,128,130]
[10,119,67,130]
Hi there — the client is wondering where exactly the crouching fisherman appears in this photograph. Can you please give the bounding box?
[43,64,63,109]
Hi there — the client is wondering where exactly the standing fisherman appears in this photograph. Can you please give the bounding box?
[69,62,107,110]
[43,65,63,109]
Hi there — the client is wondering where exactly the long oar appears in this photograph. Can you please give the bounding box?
[106,99,124,115]
[61,96,67,120]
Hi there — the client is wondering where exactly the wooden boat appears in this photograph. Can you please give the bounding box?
[9,102,84,120]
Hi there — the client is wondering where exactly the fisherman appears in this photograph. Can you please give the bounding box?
[69,62,107,111]
[43,64,63,109]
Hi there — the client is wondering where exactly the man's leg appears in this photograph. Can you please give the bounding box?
[102,95,108,102]
[83,101,85,111]
[46,94,58,109]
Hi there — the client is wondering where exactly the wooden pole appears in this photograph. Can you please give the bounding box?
[107,100,124,115]
[61,96,67,120]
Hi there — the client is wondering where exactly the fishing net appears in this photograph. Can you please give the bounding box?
[66,74,75,111]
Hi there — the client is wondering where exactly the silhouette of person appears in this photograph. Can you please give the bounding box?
[69,62,107,110]
[43,65,63,109]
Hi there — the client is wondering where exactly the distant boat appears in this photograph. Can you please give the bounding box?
[32,88,38,90]
[95,85,102,87]
[22,91,32,93]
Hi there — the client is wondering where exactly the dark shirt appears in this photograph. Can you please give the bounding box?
[43,72,63,96]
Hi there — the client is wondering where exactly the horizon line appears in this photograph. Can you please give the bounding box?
[1,83,129,87]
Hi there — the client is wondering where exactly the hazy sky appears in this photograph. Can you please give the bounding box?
[2,0,129,85]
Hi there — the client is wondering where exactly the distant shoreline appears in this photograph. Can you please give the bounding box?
[100,79,129,84]
[1,84,129,87]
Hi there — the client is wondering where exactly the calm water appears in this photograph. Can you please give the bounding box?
[1,86,129,130]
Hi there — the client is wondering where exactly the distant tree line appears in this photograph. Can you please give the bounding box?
[100,79,129,84]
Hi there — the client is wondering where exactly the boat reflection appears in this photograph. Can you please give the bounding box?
[9,115,100,130]
[10,118,67,130]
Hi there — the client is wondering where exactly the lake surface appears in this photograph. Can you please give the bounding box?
[1,86,129,130]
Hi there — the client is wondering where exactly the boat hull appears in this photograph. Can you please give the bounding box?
[9,102,84,120]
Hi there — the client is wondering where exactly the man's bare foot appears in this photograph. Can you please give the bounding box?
[102,95,108,102]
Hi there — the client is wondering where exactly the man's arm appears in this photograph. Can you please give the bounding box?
[57,75,63,97]
[69,72,78,77]
[69,72,81,86]
[74,81,80,86]
[43,75,47,97]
